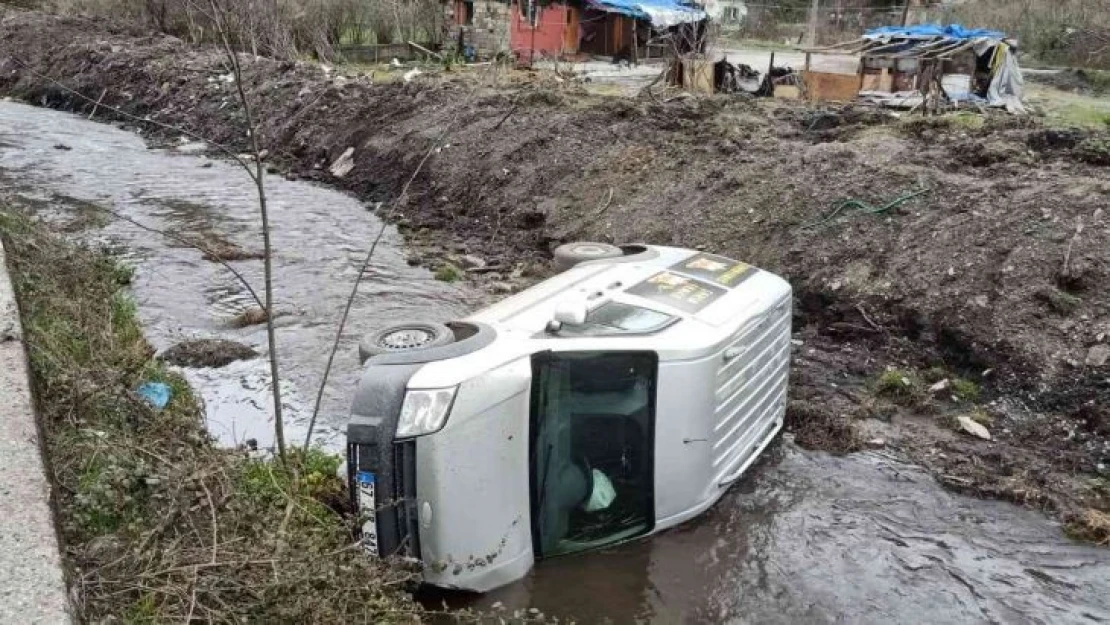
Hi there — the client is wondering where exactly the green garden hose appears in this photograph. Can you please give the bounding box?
[801,187,932,229]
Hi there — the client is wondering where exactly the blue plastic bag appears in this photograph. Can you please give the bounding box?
[137,382,172,410]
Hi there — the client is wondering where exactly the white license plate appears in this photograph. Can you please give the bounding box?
[356,471,378,557]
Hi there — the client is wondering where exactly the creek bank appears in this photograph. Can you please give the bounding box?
[1,7,1108,540]
[0,198,424,623]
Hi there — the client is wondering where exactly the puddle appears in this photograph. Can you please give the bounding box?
[0,101,475,449]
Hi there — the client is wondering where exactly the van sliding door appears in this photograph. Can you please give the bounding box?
[529,351,657,558]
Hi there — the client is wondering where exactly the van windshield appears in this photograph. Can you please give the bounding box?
[553,302,677,337]
[530,351,656,557]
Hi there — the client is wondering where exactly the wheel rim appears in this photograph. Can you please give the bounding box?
[379,328,434,350]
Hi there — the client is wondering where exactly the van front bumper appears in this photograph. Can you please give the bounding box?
[347,429,422,559]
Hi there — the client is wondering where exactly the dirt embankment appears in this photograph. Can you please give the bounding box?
[2,8,1108,538]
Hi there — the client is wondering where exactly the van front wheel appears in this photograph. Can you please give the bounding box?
[553,242,623,271]
[359,322,454,363]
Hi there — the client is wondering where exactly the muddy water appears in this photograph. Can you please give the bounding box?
[435,445,1110,624]
[0,101,474,448]
[4,102,1109,624]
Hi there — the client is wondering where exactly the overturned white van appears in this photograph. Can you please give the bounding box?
[346,244,792,591]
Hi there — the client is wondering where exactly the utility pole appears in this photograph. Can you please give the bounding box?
[805,0,820,46]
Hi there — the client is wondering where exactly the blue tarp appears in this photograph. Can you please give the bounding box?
[587,0,706,27]
[864,24,1006,41]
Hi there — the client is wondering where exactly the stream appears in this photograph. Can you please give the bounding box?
[0,100,474,449]
[3,101,1108,624]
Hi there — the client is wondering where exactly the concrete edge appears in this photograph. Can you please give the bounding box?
[0,237,73,623]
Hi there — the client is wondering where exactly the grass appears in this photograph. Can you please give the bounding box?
[874,366,983,407]
[952,378,981,403]
[434,262,464,282]
[0,206,425,623]
[967,407,994,427]
[1025,83,1110,129]
[1035,285,1082,315]
[874,368,926,407]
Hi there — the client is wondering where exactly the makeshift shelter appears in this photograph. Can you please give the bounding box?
[801,24,1026,114]
[509,0,706,62]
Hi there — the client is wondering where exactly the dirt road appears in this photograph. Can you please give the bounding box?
[1,8,1107,543]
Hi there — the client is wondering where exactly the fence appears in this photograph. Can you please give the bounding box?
[719,2,910,46]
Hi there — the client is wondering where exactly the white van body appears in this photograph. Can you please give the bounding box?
[346,245,792,592]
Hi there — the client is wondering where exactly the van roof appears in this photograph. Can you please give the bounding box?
[469,246,776,335]
[411,246,791,389]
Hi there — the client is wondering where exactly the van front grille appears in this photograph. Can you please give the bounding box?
[391,440,421,558]
[348,438,420,559]
[710,297,791,482]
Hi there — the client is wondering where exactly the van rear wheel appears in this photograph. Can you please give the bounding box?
[553,242,623,271]
[359,322,454,363]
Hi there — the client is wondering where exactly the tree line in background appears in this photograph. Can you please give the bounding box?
[5,0,1108,72]
[726,0,1108,69]
[931,0,1109,69]
[9,0,441,60]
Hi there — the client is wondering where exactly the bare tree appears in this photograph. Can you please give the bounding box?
[196,0,289,466]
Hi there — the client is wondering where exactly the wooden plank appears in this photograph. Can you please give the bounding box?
[774,84,801,99]
[804,70,861,102]
[879,67,893,91]
[563,6,578,54]
[933,40,976,59]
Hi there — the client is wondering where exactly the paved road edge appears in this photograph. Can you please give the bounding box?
[0,237,72,623]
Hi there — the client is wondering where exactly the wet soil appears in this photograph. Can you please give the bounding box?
[1,4,1108,546]
[160,339,258,368]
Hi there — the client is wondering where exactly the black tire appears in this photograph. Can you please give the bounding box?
[359,322,454,364]
[553,242,623,271]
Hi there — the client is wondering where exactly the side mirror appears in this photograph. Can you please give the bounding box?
[553,300,588,326]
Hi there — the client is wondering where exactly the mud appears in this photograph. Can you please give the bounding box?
[160,339,258,368]
[1,6,1108,542]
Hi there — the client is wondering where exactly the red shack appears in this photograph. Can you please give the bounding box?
[444,0,707,63]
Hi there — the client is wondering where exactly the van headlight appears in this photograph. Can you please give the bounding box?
[396,387,458,438]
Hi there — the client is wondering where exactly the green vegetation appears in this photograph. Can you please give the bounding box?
[935,0,1110,70]
[967,407,994,427]
[434,262,464,282]
[1035,285,1082,315]
[922,366,950,384]
[874,366,983,407]
[874,368,926,407]
[1025,84,1110,129]
[1050,103,1110,129]
[0,207,422,623]
[952,378,981,403]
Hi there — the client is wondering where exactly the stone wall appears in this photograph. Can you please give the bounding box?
[443,0,511,57]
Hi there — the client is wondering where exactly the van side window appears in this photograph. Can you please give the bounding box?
[530,351,656,557]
